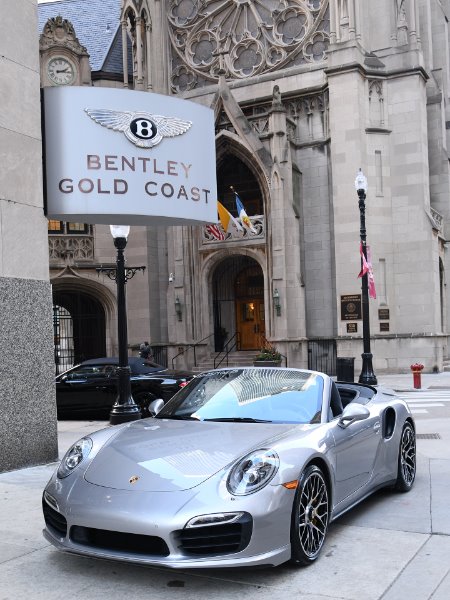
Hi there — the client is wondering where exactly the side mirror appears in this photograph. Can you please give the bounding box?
[148,399,164,416]
[338,403,370,429]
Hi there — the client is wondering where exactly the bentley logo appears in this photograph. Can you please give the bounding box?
[129,475,140,484]
[84,108,192,149]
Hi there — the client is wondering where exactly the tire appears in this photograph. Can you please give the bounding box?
[394,422,416,492]
[290,464,330,566]
[134,392,157,418]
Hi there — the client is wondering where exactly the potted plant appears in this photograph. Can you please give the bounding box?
[253,342,282,367]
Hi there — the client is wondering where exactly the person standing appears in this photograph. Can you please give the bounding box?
[139,341,152,359]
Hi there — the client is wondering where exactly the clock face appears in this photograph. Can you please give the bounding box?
[47,57,76,85]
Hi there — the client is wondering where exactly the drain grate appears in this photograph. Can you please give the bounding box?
[416,433,441,440]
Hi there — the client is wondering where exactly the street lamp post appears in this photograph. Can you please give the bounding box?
[355,170,377,386]
[108,225,141,425]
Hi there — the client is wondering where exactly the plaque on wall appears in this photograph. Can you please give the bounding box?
[378,308,390,320]
[380,322,390,332]
[341,295,362,321]
[346,323,358,333]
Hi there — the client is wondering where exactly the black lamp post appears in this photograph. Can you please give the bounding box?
[107,225,141,425]
[355,170,377,386]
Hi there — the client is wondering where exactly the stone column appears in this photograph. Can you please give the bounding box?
[136,17,143,89]
[146,23,152,90]
[121,19,128,88]
[267,86,306,343]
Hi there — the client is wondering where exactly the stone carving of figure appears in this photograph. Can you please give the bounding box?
[272,84,282,109]
[397,0,407,24]
[396,0,408,45]
[340,0,349,21]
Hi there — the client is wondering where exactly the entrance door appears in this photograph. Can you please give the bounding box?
[237,298,265,350]
[53,290,106,374]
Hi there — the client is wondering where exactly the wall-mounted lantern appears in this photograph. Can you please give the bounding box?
[273,288,281,316]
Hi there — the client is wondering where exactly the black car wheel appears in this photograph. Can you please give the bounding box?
[290,464,330,566]
[134,392,157,418]
[394,421,416,492]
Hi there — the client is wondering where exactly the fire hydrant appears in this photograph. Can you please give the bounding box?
[410,363,424,389]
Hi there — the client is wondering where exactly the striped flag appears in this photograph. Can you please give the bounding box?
[205,223,225,241]
[217,201,244,237]
[231,187,257,234]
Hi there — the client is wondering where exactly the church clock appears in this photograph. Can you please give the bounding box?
[46,56,76,85]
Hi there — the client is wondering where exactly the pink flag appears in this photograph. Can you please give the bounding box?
[358,242,370,278]
[358,243,376,299]
[366,245,377,299]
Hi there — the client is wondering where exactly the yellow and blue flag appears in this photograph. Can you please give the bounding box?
[232,188,257,234]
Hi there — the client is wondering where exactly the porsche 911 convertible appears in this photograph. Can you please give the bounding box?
[42,367,416,569]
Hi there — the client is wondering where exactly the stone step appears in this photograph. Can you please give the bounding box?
[192,351,257,373]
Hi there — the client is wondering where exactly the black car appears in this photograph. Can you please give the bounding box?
[55,357,194,419]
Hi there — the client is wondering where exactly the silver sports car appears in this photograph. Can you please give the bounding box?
[42,367,416,569]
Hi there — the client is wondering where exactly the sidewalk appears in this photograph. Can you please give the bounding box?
[1,377,450,599]
[370,370,450,392]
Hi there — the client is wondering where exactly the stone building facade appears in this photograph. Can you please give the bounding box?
[0,0,57,471]
[37,0,450,376]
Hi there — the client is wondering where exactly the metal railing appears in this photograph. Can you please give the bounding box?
[307,338,337,375]
[171,333,214,369]
[150,345,168,368]
[214,332,240,369]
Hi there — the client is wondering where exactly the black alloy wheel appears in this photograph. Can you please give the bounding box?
[394,422,416,492]
[290,464,330,566]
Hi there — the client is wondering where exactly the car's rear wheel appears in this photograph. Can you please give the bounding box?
[394,421,416,492]
[134,392,157,418]
[290,464,330,566]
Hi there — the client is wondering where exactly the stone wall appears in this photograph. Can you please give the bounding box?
[0,0,58,471]
[0,278,57,471]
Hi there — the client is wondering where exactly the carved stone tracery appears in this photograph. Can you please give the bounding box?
[40,16,88,54]
[49,236,94,262]
[169,0,330,91]
[215,89,329,143]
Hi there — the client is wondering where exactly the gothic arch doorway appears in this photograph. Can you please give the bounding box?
[53,289,106,374]
[212,255,264,351]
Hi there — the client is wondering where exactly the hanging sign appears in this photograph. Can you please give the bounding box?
[42,86,217,225]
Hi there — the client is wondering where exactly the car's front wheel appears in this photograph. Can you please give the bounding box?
[394,421,416,492]
[134,392,157,418]
[290,464,330,566]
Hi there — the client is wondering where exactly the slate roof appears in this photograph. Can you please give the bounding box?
[38,0,123,74]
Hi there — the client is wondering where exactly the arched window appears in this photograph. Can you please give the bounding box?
[217,155,264,218]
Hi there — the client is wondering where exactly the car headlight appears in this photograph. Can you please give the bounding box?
[227,449,279,496]
[57,437,93,479]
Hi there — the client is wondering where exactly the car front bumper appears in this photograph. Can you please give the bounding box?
[42,470,294,569]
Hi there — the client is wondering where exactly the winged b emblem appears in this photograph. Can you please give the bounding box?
[84,108,192,148]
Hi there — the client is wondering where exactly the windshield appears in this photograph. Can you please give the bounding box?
[156,368,324,424]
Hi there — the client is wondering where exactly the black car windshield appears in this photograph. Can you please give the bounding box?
[155,369,324,424]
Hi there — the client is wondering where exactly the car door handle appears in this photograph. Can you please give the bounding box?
[373,421,381,434]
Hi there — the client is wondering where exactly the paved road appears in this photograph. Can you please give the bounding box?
[396,389,450,418]
[1,382,450,600]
